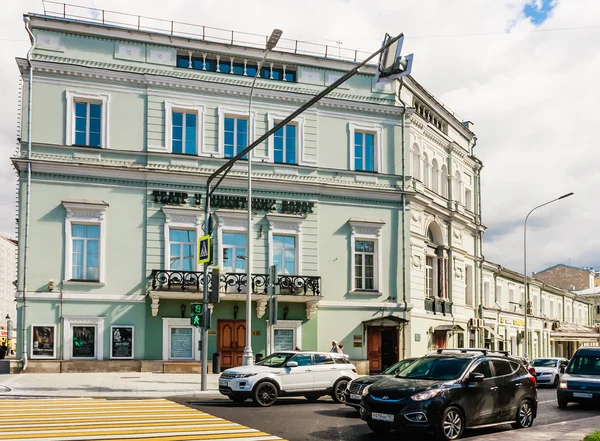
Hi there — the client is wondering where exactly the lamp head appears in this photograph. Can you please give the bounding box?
[266,29,283,50]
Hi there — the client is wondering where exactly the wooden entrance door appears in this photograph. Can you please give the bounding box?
[367,326,399,373]
[218,320,246,368]
[433,331,447,349]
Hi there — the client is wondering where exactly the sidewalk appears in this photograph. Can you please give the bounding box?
[472,416,600,441]
[0,372,222,398]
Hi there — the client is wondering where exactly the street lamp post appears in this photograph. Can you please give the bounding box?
[523,192,573,359]
[243,29,282,367]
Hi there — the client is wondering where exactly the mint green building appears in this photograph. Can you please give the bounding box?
[14,7,497,374]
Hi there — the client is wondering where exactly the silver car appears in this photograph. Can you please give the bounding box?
[530,357,569,387]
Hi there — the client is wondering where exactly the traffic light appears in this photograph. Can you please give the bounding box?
[209,268,221,304]
[269,295,278,325]
[191,303,202,327]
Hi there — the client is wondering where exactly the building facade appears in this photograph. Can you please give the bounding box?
[0,237,17,351]
[533,264,595,291]
[13,7,594,374]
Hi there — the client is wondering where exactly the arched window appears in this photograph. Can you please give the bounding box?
[412,144,421,181]
[422,152,430,188]
[432,159,439,194]
[441,165,448,198]
[425,223,448,301]
[454,170,462,203]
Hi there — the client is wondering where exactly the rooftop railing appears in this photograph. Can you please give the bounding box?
[40,1,372,63]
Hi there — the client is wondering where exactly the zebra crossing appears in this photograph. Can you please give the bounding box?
[0,398,287,440]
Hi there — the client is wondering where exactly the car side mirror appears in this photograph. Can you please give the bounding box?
[560,367,565,374]
[286,361,298,368]
[468,372,485,383]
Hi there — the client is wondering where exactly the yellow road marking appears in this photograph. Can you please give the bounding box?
[0,427,259,439]
[3,420,239,432]
[107,433,277,441]
[1,415,214,424]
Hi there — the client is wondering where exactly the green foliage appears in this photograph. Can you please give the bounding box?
[583,432,600,441]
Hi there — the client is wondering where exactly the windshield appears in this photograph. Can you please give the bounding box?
[256,352,294,368]
[398,357,471,380]
[383,359,414,375]
[531,359,558,367]
[567,355,600,375]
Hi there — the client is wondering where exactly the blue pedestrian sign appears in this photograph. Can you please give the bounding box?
[198,235,211,264]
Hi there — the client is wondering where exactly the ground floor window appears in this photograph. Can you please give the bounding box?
[162,318,200,361]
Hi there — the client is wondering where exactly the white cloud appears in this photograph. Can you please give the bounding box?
[1,0,599,274]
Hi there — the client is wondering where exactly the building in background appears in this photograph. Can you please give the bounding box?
[532,264,595,291]
[0,237,17,353]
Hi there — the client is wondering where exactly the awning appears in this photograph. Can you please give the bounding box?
[435,324,465,332]
[363,315,409,327]
[484,326,502,340]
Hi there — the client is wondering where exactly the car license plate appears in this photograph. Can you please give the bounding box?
[350,394,361,400]
[219,380,229,387]
[573,392,593,398]
[372,412,394,423]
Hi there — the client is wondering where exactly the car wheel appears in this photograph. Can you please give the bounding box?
[367,419,392,434]
[558,398,569,409]
[435,406,464,441]
[331,379,349,403]
[511,399,534,429]
[229,396,246,403]
[305,394,321,402]
[252,381,278,407]
[553,375,560,387]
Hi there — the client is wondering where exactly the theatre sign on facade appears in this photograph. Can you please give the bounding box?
[12,6,594,374]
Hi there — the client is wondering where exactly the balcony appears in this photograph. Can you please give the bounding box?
[425,297,453,316]
[149,270,322,319]
[150,270,320,296]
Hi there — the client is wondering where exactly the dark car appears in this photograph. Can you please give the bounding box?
[360,348,537,440]
[557,347,600,408]
[345,358,418,410]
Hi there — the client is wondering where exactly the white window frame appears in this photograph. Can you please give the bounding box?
[348,218,384,293]
[267,320,302,355]
[164,102,205,156]
[62,200,108,284]
[266,113,306,164]
[162,206,203,271]
[62,316,104,360]
[217,107,256,159]
[214,210,253,277]
[30,324,57,359]
[267,214,303,275]
[348,122,383,173]
[65,90,109,148]
[484,280,491,306]
[162,318,200,361]
[425,255,435,298]
[110,325,135,360]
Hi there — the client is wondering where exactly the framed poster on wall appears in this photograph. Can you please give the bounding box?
[72,326,96,359]
[110,326,134,359]
[31,325,56,359]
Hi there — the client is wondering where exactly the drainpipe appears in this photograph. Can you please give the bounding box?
[21,15,36,372]
[397,81,408,358]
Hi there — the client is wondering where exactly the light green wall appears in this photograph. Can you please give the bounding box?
[17,178,145,295]
[28,81,146,151]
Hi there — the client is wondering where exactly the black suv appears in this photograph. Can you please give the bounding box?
[360,349,537,440]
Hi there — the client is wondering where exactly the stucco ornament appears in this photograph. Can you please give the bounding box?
[306,300,319,320]
[455,267,463,280]
[150,293,160,317]
[256,298,267,319]
[412,254,422,269]
[411,210,421,223]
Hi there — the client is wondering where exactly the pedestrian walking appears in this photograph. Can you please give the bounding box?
[338,344,344,354]
[330,340,341,353]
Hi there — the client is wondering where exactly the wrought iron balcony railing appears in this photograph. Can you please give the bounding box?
[150,270,321,296]
[425,297,453,316]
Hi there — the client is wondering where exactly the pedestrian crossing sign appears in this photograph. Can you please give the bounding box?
[198,234,211,264]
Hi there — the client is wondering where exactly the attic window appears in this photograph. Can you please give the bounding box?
[176,53,297,82]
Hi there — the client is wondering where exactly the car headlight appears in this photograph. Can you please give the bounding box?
[411,389,442,401]
[559,381,568,389]
[362,385,371,396]
[234,373,257,378]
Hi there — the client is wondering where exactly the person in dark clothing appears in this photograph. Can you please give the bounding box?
[0,344,7,359]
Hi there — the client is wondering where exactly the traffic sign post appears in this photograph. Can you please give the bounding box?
[198,235,211,265]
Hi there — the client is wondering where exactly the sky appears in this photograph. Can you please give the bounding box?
[1,0,599,275]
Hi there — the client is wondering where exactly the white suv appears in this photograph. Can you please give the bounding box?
[218,351,358,407]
